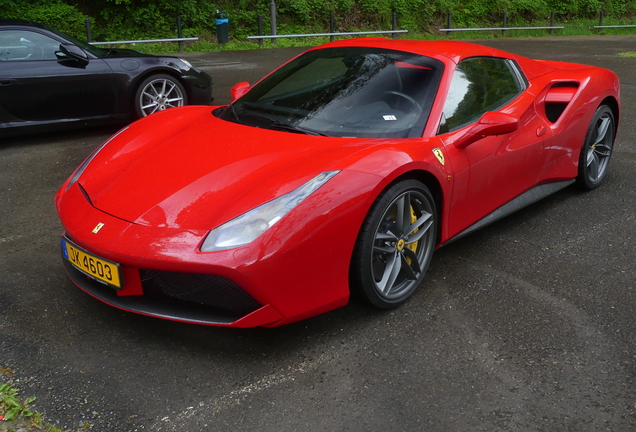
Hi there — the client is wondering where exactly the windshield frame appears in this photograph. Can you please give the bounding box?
[221,46,444,139]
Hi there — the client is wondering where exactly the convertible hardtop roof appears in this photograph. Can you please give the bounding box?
[313,38,561,80]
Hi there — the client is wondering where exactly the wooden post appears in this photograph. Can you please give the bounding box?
[330,13,335,42]
[270,0,277,46]
[392,12,397,39]
[85,18,92,42]
[177,16,183,53]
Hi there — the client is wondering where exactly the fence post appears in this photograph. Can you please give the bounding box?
[599,9,604,27]
[550,11,555,35]
[447,11,452,37]
[330,13,335,42]
[257,15,263,47]
[85,18,92,42]
[392,12,397,39]
[270,0,277,46]
[177,16,183,53]
[502,11,507,36]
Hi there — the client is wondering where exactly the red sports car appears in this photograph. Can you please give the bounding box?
[55,38,619,327]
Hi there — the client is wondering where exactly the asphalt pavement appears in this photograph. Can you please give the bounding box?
[1,36,636,431]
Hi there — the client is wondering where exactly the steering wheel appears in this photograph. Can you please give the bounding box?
[383,91,423,115]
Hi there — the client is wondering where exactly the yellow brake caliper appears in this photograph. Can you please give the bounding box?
[390,205,419,265]
[405,206,419,264]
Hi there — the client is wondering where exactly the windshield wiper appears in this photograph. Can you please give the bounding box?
[268,121,330,136]
[242,111,330,136]
[226,102,240,121]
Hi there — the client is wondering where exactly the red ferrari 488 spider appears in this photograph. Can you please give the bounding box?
[56,38,619,327]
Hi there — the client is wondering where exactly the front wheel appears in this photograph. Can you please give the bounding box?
[350,180,437,309]
[576,105,615,190]
[134,74,187,118]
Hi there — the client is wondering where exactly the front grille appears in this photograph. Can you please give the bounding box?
[140,270,262,315]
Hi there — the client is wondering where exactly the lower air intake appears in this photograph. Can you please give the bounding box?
[140,270,262,315]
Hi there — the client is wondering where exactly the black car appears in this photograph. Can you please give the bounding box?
[0,19,213,133]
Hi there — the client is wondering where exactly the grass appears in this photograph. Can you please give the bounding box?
[0,381,65,432]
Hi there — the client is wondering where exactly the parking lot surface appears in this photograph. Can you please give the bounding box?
[1,36,635,431]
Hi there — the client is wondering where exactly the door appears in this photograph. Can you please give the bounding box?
[437,57,553,238]
[0,28,116,127]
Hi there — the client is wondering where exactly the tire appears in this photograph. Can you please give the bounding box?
[576,105,615,190]
[351,180,437,309]
[134,74,187,118]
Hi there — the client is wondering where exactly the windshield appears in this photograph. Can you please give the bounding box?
[220,47,444,138]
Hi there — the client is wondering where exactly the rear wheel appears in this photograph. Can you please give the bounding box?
[576,105,615,190]
[135,74,187,118]
[351,180,437,309]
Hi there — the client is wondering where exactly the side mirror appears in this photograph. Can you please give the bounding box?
[231,82,251,102]
[58,44,88,61]
[454,111,519,149]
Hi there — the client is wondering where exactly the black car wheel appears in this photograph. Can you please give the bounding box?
[577,105,615,190]
[135,74,187,118]
[351,180,437,309]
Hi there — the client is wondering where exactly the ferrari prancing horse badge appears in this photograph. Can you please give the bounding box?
[433,148,445,166]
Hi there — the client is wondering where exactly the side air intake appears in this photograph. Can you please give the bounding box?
[545,82,579,123]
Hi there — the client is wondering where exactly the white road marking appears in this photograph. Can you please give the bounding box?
[152,351,335,430]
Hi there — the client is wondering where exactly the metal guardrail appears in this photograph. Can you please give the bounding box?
[594,10,636,29]
[88,37,198,46]
[247,30,408,40]
[440,11,562,35]
[84,17,196,52]
[594,25,636,29]
[440,26,563,32]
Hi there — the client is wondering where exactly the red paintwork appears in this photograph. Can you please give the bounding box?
[56,39,620,327]
[231,82,251,102]
[545,86,578,103]
[453,112,519,149]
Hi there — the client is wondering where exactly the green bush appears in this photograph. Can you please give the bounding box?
[4,0,636,45]
[0,0,87,38]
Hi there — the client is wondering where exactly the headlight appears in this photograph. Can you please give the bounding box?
[179,58,203,73]
[65,126,128,191]
[201,171,339,252]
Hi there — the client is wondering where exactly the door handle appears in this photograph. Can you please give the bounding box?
[0,79,17,86]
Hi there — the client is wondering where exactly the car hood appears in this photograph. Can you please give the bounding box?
[78,106,370,230]
[101,48,149,58]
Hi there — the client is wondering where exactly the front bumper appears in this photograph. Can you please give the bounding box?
[55,171,375,327]
[183,69,214,105]
[61,254,282,327]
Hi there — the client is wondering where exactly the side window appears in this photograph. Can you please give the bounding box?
[438,57,524,134]
[0,30,61,61]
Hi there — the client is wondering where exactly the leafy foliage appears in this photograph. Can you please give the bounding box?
[0,0,87,38]
[0,382,66,431]
[3,0,636,43]
[0,383,36,421]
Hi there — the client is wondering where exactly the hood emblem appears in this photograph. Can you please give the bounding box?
[92,223,105,234]
[433,148,445,166]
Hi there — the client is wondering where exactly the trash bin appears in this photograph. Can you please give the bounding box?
[215,11,229,44]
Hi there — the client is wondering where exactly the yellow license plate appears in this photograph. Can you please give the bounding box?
[62,238,122,289]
